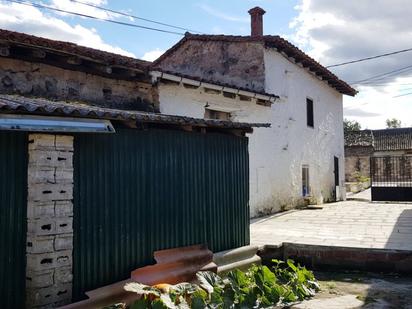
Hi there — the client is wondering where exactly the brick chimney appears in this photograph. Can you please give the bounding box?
[248,7,266,37]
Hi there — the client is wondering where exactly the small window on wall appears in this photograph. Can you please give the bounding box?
[204,109,231,121]
[306,98,314,128]
[302,165,310,196]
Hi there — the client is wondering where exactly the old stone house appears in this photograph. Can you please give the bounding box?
[345,128,412,182]
[0,29,265,307]
[151,7,357,216]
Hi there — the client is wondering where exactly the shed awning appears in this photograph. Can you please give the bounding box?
[0,95,270,130]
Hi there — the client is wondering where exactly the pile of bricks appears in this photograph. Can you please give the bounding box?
[26,134,74,308]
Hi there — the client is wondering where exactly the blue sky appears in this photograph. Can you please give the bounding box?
[49,0,299,59]
[1,0,412,129]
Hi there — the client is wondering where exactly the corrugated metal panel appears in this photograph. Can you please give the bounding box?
[0,131,27,308]
[73,128,249,301]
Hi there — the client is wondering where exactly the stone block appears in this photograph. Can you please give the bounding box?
[28,183,73,202]
[55,168,74,184]
[27,218,56,236]
[27,202,55,219]
[29,151,73,168]
[55,201,73,217]
[55,135,74,151]
[54,234,73,251]
[55,218,73,234]
[28,134,55,150]
[27,236,55,254]
[54,266,73,284]
[27,250,72,271]
[28,167,55,184]
[26,269,54,288]
[27,283,72,307]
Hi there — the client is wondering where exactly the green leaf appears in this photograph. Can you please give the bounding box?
[227,269,249,288]
[286,259,298,272]
[191,291,208,309]
[152,299,169,309]
[196,271,223,294]
[103,303,126,309]
[124,282,161,297]
[130,299,150,309]
[170,282,200,296]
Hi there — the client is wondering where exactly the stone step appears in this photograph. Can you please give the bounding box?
[213,245,261,274]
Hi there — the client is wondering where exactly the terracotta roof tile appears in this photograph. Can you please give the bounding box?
[0,28,151,71]
[0,94,270,129]
[345,128,412,151]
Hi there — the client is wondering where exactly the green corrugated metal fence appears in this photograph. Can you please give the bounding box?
[73,128,249,300]
[0,131,27,308]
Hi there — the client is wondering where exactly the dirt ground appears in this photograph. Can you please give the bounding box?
[290,271,412,309]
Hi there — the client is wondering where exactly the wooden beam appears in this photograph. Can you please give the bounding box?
[0,46,10,57]
[67,56,82,65]
[89,63,112,74]
[31,49,46,59]
[181,125,193,132]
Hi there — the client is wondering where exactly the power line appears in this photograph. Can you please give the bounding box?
[350,65,412,85]
[361,82,412,87]
[326,47,412,68]
[69,0,202,34]
[393,92,412,98]
[5,0,185,35]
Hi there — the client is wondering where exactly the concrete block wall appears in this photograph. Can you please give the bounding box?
[26,134,74,308]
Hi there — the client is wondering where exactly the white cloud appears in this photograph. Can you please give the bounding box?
[141,48,164,62]
[291,0,412,129]
[0,2,135,57]
[198,4,249,23]
[49,0,114,19]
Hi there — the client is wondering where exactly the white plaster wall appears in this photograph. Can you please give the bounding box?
[261,49,346,216]
[158,49,346,217]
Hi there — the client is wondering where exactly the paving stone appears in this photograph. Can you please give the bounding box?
[251,200,412,251]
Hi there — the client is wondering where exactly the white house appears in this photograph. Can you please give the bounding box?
[150,7,356,217]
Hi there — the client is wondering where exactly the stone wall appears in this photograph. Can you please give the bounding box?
[345,156,370,182]
[26,134,74,308]
[344,146,373,182]
[0,57,157,112]
[155,40,266,93]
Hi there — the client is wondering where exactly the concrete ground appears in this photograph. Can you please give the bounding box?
[250,200,412,251]
[346,188,371,201]
[292,271,412,309]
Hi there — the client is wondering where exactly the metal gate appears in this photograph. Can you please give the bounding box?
[371,156,412,201]
[73,128,250,300]
[0,131,27,308]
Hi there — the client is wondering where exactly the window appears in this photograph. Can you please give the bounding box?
[306,98,314,127]
[302,165,310,196]
[204,109,231,121]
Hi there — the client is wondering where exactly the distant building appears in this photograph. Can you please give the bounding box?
[345,128,412,182]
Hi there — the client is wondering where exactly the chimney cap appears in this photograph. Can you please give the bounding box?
[248,6,266,15]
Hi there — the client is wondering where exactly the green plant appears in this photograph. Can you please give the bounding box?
[113,260,319,308]
[351,171,370,184]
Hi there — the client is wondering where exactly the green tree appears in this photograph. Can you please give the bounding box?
[386,118,402,128]
[344,118,361,133]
